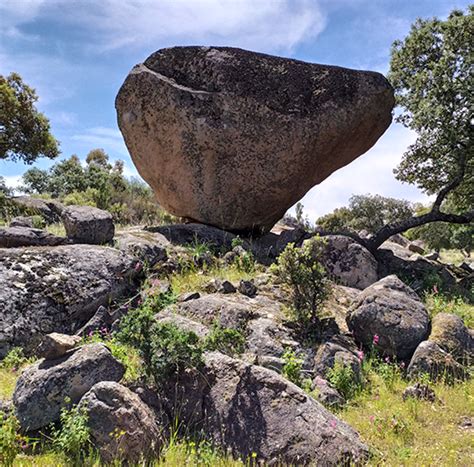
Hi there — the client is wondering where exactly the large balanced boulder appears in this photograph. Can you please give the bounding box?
[162,352,369,464]
[80,382,162,463]
[13,344,124,431]
[116,46,394,233]
[0,245,138,358]
[62,205,114,244]
[347,275,430,358]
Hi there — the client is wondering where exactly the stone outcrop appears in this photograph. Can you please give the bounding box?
[0,226,67,248]
[13,344,124,431]
[62,205,114,244]
[0,245,138,357]
[80,382,162,463]
[36,332,82,360]
[116,46,394,233]
[161,352,369,465]
[347,275,429,358]
[11,196,64,224]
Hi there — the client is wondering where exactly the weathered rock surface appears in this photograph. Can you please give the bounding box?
[347,275,429,358]
[407,340,467,381]
[429,313,473,361]
[80,382,162,463]
[312,376,346,408]
[0,245,138,357]
[11,196,64,224]
[116,46,394,233]
[9,216,34,228]
[0,226,67,248]
[13,344,124,431]
[62,205,114,244]
[402,382,436,402]
[36,332,82,360]
[114,231,168,265]
[316,235,379,289]
[161,352,369,464]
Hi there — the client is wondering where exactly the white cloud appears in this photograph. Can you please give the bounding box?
[293,124,431,220]
[71,127,129,157]
[1,0,326,55]
[2,175,22,189]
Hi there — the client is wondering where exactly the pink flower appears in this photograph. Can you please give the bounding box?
[384,356,390,363]
[357,350,364,362]
[330,419,337,429]
[373,334,380,345]
[400,361,406,369]
[433,284,439,294]
[369,415,375,423]
[134,262,143,272]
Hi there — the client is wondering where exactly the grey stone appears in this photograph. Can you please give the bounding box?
[238,279,257,297]
[11,197,64,224]
[312,376,346,408]
[178,291,201,302]
[9,216,34,228]
[36,333,82,360]
[402,383,436,402]
[0,226,67,248]
[0,245,138,358]
[80,382,162,463]
[316,235,379,289]
[62,205,114,244]
[116,46,393,233]
[407,341,467,381]
[160,352,369,464]
[409,240,425,255]
[114,232,168,265]
[13,344,124,431]
[347,275,430,358]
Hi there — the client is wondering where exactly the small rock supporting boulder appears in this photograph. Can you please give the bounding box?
[116,46,393,233]
[79,382,162,464]
[62,205,114,244]
[347,275,430,359]
[13,344,124,431]
[36,333,82,360]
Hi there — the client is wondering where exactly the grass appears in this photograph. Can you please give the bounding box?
[0,368,18,400]
[424,292,474,328]
[439,249,473,265]
[340,367,474,466]
[45,223,66,237]
[170,264,257,295]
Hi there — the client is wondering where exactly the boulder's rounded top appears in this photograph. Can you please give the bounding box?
[141,45,393,117]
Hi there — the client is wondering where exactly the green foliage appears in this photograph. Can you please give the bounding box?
[389,6,473,210]
[203,324,245,357]
[327,361,360,400]
[316,194,414,234]
[0,73,59,163]
[0,347,33,370]
[0,414,27,467]
[20,152,171,225]
[0,177,11,196]
[424,291,474,328]
[281,349,304,387]
[233,250,255,273]
[51,401,91,464]
[273,237,331,326]
[231,236,243,248]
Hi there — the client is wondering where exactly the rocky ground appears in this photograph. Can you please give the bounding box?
[0,204,473,465]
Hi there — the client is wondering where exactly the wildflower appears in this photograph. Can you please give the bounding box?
[433,284,439,294]
[88,330,94,337]
[134,262,143,272]
[369,415,375,423]
[251,452,257,458]
[384,356,390,363]
[400,361,406,369]
[373,334,380,345]
[330,419,337,429]
[357,350,364,362]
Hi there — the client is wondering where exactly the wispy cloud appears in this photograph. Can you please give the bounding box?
[71,127,129,157]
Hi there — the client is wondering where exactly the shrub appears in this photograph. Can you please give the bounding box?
[51,401,91,463]
[0,414,27,467]
[0,347,33,370]
[203,324,245,356]
[327,361,360,400]
[272,237,331,326]
[281,349,304,387]
[233,251,255,274]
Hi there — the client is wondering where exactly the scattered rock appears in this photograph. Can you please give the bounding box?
[424,251,439,261]
[13,344,124,431]
[11,197,63,224]
[407,341,467,381]
[161,352,369,465]
[116,46,393,233]
[0,226,67,248]
[458,416,473,431]
[402,382,436,402]
[429,313,473,361]
[62,205,114,244]
[9,216,34,228]
[79,382,162,463]
[312,376,346,408]
[317,235,379,289]
[205,279,236,294]
[388,233,410,248]
[155,309,210,338]
[114,232,168,265]
[0,245,138,358]
[36,333,82,360]
[347,275,429,358]
[409,240,426,255]
[177,291,200,302]
[238,279,257,297]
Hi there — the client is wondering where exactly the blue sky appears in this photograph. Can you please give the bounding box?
[0,0,470,219]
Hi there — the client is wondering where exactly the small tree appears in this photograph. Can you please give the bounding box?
[273,237,331,326]
[0,73,59,163]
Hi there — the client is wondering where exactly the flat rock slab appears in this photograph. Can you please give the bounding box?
[116,46,394,233]
[0,245,138,358]
[0,226,67,248]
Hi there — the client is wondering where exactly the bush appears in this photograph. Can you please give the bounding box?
[0,414,27,467]
[51,401,91,463]
[327,361,360,400]
[203,324,245,356]
[0,347,33,370]
[281,349,304,387]
[272,237,331,326]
